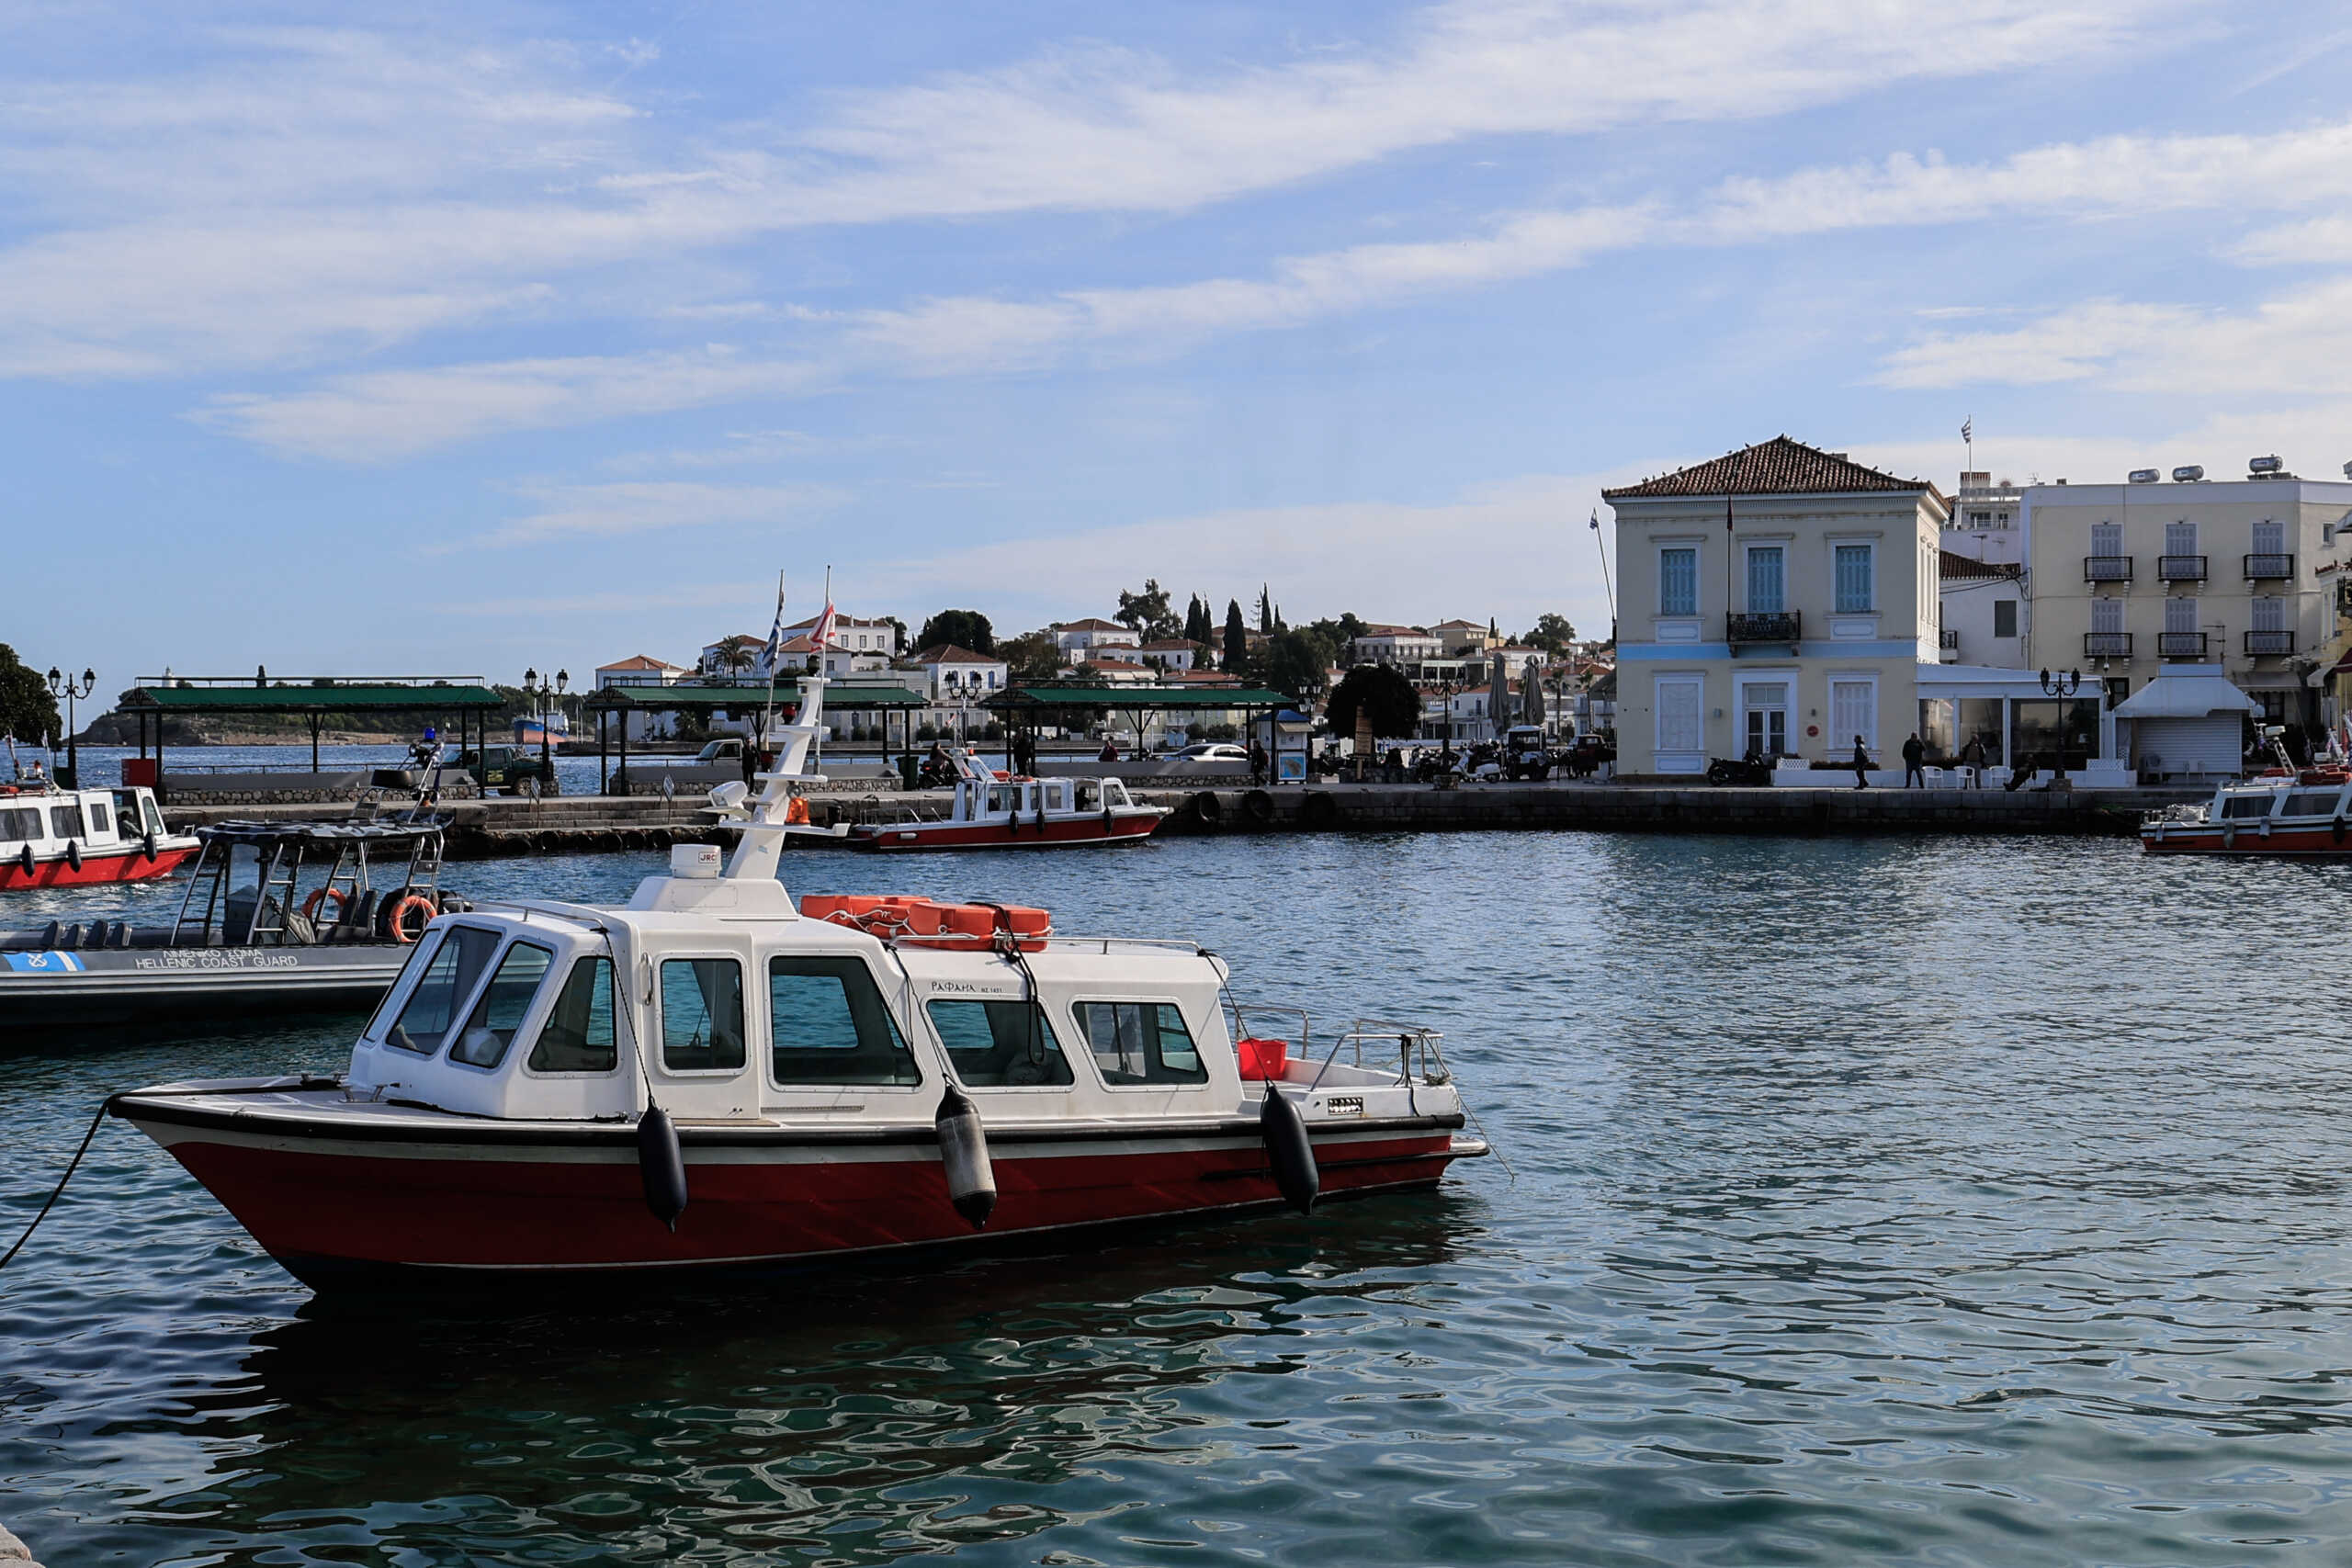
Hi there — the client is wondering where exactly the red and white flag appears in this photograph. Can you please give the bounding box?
[809,600,839,649]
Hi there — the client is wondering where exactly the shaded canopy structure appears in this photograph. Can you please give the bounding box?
[115,675,505,791]
[580,679,930,791]
[983,680,1295,764]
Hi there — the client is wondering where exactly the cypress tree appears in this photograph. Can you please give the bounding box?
[1223,599,1249,671]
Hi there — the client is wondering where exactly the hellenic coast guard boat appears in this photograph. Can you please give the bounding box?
[110,681,1485,1289]
[844,748,1166,852]
[2141,729,2352,856]
[0,780,197,890]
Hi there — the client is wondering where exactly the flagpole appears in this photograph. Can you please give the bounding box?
[760,570,785,765]
[1589,509,1617,637]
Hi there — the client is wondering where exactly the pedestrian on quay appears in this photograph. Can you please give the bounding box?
[1959,734,1985,788]
[1901,732,1927,788]
[1098,736,1119,762]
[1851,735,1871,789]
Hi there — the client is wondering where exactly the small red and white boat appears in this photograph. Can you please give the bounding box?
[845,748,1165,852]
[2142,765,2352,855]
[1,781,198,889]
[111,681,1483,1289]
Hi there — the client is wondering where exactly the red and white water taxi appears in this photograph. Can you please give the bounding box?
[844,748,1166,852]
[2141,728,2352,856]
[1,780,198,890]
[110,681,1484,1290]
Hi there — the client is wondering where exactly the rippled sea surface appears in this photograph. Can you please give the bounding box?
[7,832,2352,1565]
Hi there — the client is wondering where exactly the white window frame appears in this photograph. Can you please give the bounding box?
[1654,673,1704,761]
[1733,671,1793,758]
[1828,674,1879,753]
[1657,544,1700,617]
[1832,542,1874,614]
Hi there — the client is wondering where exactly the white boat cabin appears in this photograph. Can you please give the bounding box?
[952,764,1140,825]
[1,785,170,856]
[2203,773,2352,824]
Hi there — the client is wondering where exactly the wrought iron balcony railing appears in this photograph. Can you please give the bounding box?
[2156,631,2209,658]
[2156,554,2208,581]
[2083,632,2133,659]
[2244,629,2295,656]
[2244,552,2295,580]
[1727,611,1801,645]
[2083,555,2133,582]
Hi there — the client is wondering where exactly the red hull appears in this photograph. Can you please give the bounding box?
[2141,825,2352,856]
[149,1122,1458,1280]
[0,842,198,890]
[852,815,1161,852]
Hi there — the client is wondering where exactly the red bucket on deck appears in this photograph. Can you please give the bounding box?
[1236,1037,1289,1081]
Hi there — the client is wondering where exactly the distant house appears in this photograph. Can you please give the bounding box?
[1077,657,1156,683]
[1055,618,1143,658]
[1430,619,1492,657]
[594,654,688,689]
[1351,624,1444,669]
[1136,637,1204,671]
[784,613,902,660]
[697,634,769,681]
[905,643,1008,706]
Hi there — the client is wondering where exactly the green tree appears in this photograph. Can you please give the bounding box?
[1222,599,1249,671]
[1254,628,1334,704]
[1115,580,1180,641]
[1325,662,1420,740]
[0,644,61,749]
[917,609,996,655]
[1256,584,1275,635]
[1184,594,1212,647]
[999,631,1063,682]
[1518,613,1577,655]
[710,634,762,678]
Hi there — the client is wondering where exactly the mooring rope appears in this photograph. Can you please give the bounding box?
[0,1100,109,1271]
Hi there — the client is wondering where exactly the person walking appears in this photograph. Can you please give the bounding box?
[1850,735,1871,790]
[1901,732,1927,788]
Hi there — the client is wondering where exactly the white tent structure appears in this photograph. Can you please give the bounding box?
[2111,665,2258,781]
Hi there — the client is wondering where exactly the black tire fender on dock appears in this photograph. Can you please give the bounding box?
[1243,789,1275,824]
[1302,792,1340,830]
[637,1105,688,1232]
[1260,1088,1319,1214]
[1191,792,1224,828]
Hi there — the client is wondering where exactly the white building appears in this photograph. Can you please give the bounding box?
[785,613,901,660]
[1136,637,1204,671]
[1351,625,1444,669]
[1937,551,2025,668]
[905,643,1007,705]
[1943,471,2023,565]
[1054,618,1142,659]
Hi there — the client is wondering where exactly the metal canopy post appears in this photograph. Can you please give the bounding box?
[598,707,609,795]
[309,712,322,773]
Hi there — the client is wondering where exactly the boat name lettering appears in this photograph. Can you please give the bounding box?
[927,981,1022,996]
[132,950,303,972]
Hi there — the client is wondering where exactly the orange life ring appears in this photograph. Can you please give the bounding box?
[784,796,810,825]
[302,886,349,924]
[384,893,437,943]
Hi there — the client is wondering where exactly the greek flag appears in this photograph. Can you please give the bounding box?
[759,581,786,672]
[1961,417,1973,443]
[1589,509,1600,531]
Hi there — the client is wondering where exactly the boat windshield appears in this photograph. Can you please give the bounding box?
[448,941,555,1068]
[2220,794,2275,819]
[386,927,502,1055]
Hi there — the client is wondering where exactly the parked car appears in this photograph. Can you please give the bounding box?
[1168,742,1250,763]
[456,745,555,795]
[1499,725,1555,781]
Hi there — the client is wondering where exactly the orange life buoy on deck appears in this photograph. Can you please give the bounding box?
[384,893,437,943]
[302,886,349,924]
[785,796,810,825]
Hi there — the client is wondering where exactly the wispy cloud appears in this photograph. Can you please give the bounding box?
[467,479,847,550]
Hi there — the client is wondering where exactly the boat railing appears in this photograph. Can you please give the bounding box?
[1306,1019,1452,1090]
[1046,935,1207,956]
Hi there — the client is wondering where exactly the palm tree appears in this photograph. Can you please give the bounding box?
[711,634,762,681]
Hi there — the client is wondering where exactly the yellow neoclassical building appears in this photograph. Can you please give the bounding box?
[1606,438,1949,776]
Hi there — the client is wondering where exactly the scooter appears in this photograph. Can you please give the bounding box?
[1705,750,1774,786]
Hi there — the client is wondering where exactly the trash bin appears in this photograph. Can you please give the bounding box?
[899,754,920,790]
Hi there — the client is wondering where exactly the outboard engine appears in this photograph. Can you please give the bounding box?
[935,1084,997,1228]
[637,1105,688,1232]
[1260,1088,1319,1213]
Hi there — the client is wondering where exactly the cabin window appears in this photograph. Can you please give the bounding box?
[1072,1001,1206,1086]
[661,958,746,1072]
[767,955,919,1086]
[49,806,78,839]
[0,807,39,840]
[529,956,618,1073]
[85,802,110,835]
[2221,795,2274,819]
[387,926,502,1055]
[449,941,554,1069]
[928,998,1075,1088]
[2282,791,2342,818]
[142,796,164,835]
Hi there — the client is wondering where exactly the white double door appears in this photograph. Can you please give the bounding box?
[1737,680,1790,758]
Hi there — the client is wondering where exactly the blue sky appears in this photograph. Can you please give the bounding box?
[9,0,2352,689]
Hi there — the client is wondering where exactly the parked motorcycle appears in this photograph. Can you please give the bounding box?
[1704,750,1775,786]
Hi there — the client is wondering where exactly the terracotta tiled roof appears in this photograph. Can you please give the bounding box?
[1602,436,1936,501]
[1059,617,1129,632]
[911,643,1001,663]
[1136,638,1201,652]
[597,654,684,671]
[1938,549,2020,581]
[1355,624,1430,638]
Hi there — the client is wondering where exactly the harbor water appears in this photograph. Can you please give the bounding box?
[6,832,2352,1564]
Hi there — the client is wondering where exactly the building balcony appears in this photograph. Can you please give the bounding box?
[2156,555,2208,582]
[2156,631,2209,659]
[1726,610,1801,648]
[2083,632,2133,659]
[2244,552,2295,580]
[2083,555,2133,582]
[1938,628,1960,662]
[2245,629,2296,656]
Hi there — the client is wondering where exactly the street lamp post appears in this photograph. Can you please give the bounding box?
[45,665,95,787]
[524,667,569,794]
[2038,666,2083,783]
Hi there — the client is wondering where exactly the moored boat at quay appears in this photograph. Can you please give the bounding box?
[108,681,1485,1288]
[0,780,197,890]
[2142,765,2352,855]
[844,748,1166,852]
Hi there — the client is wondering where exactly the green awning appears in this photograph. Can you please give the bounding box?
[585,682,929,710]
[985,683,1287,710]
[119,682,503,714]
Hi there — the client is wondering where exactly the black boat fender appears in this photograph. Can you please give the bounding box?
[935,1083,997,1229]
[64,840,82,873]
[17,844,32,875]
[1260,1087,1319,1213]
[637,1105,687,1232]
[141,831,158,863]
